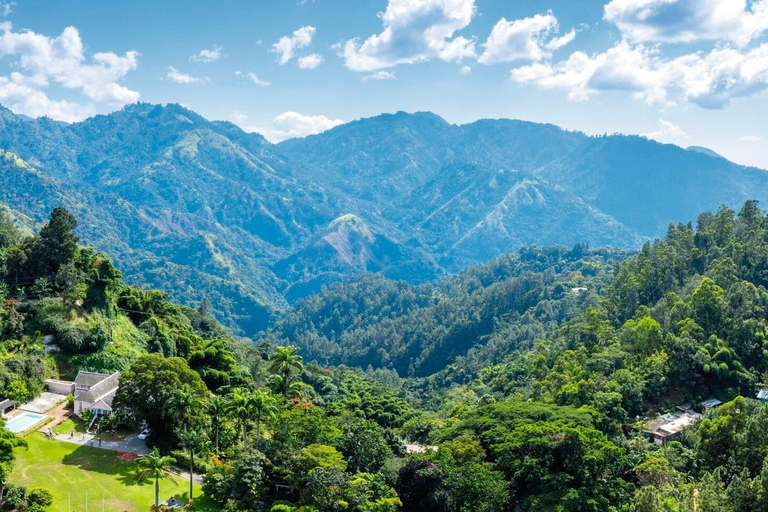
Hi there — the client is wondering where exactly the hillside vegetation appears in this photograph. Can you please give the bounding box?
[5,203,768,511]
[1,104,767,334]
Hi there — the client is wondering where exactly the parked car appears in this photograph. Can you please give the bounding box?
[138,429,151,440]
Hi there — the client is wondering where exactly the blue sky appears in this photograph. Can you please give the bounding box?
[2,0,767,167]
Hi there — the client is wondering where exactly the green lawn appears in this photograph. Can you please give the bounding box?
[53,418,132,442]
[11,433,219,512]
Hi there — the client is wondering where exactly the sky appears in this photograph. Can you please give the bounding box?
[1,0,767,167]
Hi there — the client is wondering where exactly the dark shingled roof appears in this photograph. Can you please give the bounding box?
[74,371,120,404]
[75,371,112,389]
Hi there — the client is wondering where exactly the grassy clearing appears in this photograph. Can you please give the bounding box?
[10,433,218,512]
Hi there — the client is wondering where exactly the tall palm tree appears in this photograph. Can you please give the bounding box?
[226,388,256,451]
[135,448,177,507]
[167,388,202,431]
[206,395,228,456]
[177,429,206,501]
[268,346,304,399]
[251,390,279,445]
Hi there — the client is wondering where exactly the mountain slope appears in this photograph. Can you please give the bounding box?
[0,104,767,334]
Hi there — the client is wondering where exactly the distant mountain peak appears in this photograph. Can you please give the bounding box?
[686,146,725,160]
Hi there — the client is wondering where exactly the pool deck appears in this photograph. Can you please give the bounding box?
[19,392,66,414]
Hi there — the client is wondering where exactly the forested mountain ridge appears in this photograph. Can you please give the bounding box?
[264,245,629,378]
[1,102,767,334]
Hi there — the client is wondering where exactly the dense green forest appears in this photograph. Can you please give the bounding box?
[5,202,768,511]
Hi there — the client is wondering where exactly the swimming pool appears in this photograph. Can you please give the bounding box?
[4,412,46,434]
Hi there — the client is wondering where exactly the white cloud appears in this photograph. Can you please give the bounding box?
[478,13,576,65]
[238,111,344,142]
[245,71,271,86]
[742,134,763,142]
[0,76,92,121]
[643,118,688,139]
[342,0,477,72]
[190,45,222,63]
[163,67,206,84]
[510,40,768,109]
[271,26,316,65]
[364,70,396,80]
[0,2,14,16]
[604,0,768,46]
[459,65,471,75]
[298,54,323,69]
[0,23,139,121]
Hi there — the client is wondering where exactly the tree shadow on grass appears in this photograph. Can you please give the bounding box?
[60,445,195,506]
[60,445,145,487]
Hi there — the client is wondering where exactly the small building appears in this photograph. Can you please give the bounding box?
[0,399,16,416]
[644,411,701,445]
[700,398,723,410]
[757,389,768,402]
[405,444,438,454]
[45,378,75,395]
[73,371,120,418]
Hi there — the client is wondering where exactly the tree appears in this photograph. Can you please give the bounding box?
[268,346,304,399]
[207,396,228,456]
[177,429,206,501]
[446,462,509,512]
[167,387,203,432]
[113,354,208,447]
[338,419,392,474]
[296,444,347,475]
[0,211,18,250]
[36,207,79,275]
[135,448,177,507]
[250,390,278,446]
[226,389,257,451]
[197,297,213,318]
[229,449,267,508]
[30,277,51,300]
[494,421,630,511]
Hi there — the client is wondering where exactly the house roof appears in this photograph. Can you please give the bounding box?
[0,399,15,409]
[90,391,116,411]
[75,371,112,388]
[701,398,723,409]
[645,412,701,437]
[75,371,120,404]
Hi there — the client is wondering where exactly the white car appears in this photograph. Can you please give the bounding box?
[137,429,151,440]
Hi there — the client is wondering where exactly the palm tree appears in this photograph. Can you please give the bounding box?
[167,388,202,431]
[177,429,206,501]
[269,374,310,401]
[226,388,256,451]
[206,396,228,456]
[135,448,177,507]
[251,390,279,445]
[268,346,304,399]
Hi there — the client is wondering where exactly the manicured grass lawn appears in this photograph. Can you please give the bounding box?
[11,433,219,512]
[53,418,131,442]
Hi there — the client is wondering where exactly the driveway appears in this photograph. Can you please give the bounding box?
[53,431,150,456]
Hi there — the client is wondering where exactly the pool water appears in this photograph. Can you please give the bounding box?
[5,412,46,434]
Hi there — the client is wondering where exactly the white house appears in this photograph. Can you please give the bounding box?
[73,371,120,417]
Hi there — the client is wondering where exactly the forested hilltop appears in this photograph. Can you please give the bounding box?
[5,203,768,511]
